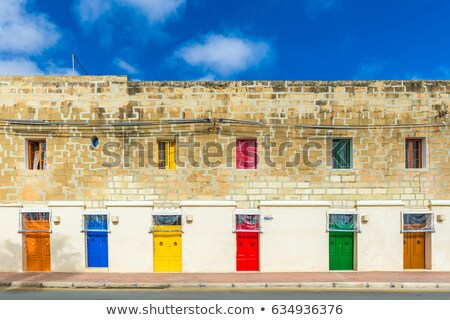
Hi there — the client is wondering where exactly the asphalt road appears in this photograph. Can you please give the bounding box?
[1,288,450,300]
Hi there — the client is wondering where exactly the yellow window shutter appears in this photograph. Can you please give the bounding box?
[165,142,170,169]
[169,141,176,169]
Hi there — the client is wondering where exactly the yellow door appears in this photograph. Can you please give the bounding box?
[153,225,182,272]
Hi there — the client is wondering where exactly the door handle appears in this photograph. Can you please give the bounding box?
[403,241,406,245]
[417,241,421,245]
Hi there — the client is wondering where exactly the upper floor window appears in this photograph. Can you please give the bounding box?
[157,141,176,170]
[27,139,46,170]
[405,138,424,169]
[332,139,352,169]
[236,139,257,169]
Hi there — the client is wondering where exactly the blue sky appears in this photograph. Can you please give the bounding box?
[0,0,449,80]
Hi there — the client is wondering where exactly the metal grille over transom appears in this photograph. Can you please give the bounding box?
[235,209,261,271]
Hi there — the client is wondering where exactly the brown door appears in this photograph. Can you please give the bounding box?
[403,233,425,269]
[26,233,51,271]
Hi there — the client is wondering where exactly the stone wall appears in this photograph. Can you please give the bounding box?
[0,76,449,208]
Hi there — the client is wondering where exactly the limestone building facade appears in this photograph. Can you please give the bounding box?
[0,76,449,272]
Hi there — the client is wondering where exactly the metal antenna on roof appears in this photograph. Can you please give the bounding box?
[71,53,89,76]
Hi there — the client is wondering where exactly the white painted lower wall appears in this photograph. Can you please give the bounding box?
[181,202,236,272]
[0,205,22,272]
[107,202,153,272]
[259,202,330,272]
[356,201,404,271]
[1,200,450,272]
[429,201,450,271]
[49,203,86,272]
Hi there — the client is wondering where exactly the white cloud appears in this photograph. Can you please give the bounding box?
[75,0,112,23]
[75,0,185,24]
[46,64,78,76]
[115,58,139,74]
[0,58,44,75]
[197,74,215,81]
[0,0,60,54]
[177,34,270,77]
[0,58,79,76]
[118,0,185,23]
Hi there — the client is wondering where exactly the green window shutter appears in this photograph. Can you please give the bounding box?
[332,139,351,169]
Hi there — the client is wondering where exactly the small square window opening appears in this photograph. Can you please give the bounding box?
[236,139,257,169]
[332,139,352,169]
[27,139,46,170]
[405,138,424,169]
[157,141,176,170]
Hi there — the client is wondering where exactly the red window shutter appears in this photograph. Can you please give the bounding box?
[236,139,245,169]
[236,139,257,169]
[245,140,257,169]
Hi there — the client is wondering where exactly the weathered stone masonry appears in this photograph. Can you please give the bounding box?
[0,76,450,208]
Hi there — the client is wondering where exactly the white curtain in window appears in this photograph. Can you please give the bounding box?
[403,213,433,232]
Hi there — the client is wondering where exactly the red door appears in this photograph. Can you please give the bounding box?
[236,232,259,271]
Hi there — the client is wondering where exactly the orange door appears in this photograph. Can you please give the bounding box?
[404,233,425,269]
[23,213,51,272]
[26,233,51,271]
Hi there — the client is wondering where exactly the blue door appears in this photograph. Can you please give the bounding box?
[86,215,108,267]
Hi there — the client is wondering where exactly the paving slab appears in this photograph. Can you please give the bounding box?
[1,271,450,290]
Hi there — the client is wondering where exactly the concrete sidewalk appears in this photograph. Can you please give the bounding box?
[1,271,450,290]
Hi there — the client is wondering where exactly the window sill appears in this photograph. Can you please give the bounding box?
[331,168,354,173]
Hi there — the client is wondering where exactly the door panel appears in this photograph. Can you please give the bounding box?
[236,232,259,271]
[87,231,109,268]
[404,233,425,269]
[41,235,51,271]
[26,235,41,271]
[329,233,339,270]
[329,232,354,270]
[403,233,412,269]
[153,225,182,272]
[26,233,51,271]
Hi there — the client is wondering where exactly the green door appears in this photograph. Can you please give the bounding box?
[329,232,354,270]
